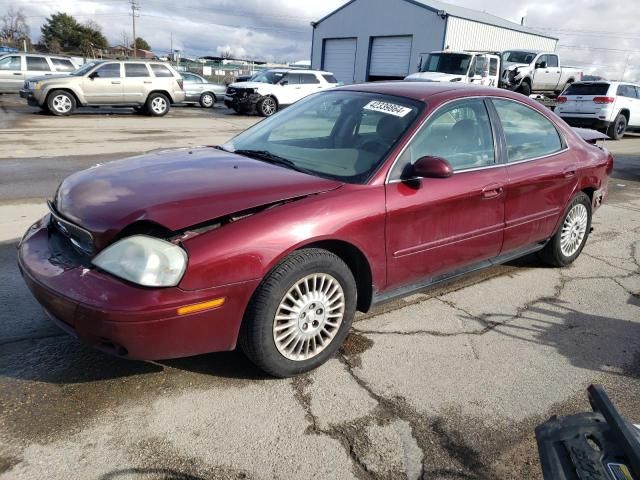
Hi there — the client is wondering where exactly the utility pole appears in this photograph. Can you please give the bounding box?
[170,32,173,62]
[130,0,140,58]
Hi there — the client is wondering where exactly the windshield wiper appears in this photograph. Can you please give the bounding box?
[232,149,314,175]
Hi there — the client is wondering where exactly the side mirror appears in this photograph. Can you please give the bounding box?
[535,61,547,69]
[88,71,98,79]
[280,80,288,86]
[412,156,453,179]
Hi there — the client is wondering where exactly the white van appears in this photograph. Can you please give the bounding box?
[0,53,81,93]
[405,51,501,87]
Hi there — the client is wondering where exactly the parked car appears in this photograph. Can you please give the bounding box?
[405,51,501,87]
[500,50,583,96]
[224,68,338,116]
[19,60,185,116]
[179,72,226,108]
[18,83,612,377]
[0,53,81,93]
[556,81,640,140]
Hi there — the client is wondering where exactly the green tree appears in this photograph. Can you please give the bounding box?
[132,37,151,51]
[40,13,107,52]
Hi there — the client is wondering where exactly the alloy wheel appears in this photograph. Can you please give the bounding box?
[201,94,214,107]
[262,98,276,116]
[273,273,345,361]
[560,203,588,257]
[52,95,72,114]
[151,97,168,114]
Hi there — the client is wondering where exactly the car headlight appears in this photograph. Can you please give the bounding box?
[92,235,187,287]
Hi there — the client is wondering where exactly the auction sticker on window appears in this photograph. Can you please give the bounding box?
[364,100,412,117]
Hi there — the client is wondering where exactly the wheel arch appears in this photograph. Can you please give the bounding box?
[147,89,174,104]
[45,88,81,106]
[618,109,630,122]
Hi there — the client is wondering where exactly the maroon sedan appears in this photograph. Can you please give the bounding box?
[18,83,613,377]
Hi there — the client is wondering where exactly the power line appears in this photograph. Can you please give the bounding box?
[557,44,640,54]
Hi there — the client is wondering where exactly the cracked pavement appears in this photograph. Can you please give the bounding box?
[1,94,639,479]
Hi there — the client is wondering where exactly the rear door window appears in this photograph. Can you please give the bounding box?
[547,55,559,68]
[492,99,563,163]
[322,74,337,83]
[51,58,75,72]
[125,63,151,77]
[285,73,301,85]
[150,64,173,77]
[0,55,21,70]
[26,56,51,71]
[617,84,637,98]
[299,73,320,84]
[564,83,610,96]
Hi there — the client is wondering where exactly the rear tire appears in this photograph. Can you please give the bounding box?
[199,92,215,108]
[607,113,627,140]
[239,248,356,377]
[47,90,76,116]
[538,192,591,267]
[146,92,170,116]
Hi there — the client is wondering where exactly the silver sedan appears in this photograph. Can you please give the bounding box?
[180,72,226,108]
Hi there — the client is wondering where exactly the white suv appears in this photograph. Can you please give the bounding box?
[556,81,640,140]
[224,69,338,116]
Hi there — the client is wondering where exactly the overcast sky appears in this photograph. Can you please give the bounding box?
[5,0,639,80]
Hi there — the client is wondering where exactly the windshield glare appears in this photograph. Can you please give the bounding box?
[72,62,101,76]
[223,91,422,184]
[421,54,471,75]
[251,71,287,84]
[502,51,536,63]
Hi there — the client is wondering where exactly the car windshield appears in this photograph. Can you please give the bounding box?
[222,91,422,184]
[502,51,537,63]
[71,62,101,76]
[421,54,471,75]
[250,70,287,84]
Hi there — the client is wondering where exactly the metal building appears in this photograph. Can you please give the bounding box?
[311,0,558,84]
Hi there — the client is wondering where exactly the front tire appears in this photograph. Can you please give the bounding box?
[539,192,591,267]
[199,92,215,108]
[146,92,170,116]
[517,81,531,97]
[239,248,357,377]
[257,96,277,117]
[47,90,76,116]
[607,113,627,140]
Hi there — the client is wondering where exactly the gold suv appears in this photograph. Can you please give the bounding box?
[20,60,186,116]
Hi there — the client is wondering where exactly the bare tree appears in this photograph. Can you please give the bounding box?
[220,49,233,60]
[1,7,30,45]
[47,38,62,54]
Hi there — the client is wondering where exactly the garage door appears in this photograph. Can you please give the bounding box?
[369,36,412,78]
[322,38,357,85]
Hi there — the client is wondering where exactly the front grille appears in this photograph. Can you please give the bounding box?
[226,87,236,95]
[48,201,95,256]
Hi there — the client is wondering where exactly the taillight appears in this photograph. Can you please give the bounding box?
[177,78,184,90]
[593,96,615,104]
[556,96,567,103]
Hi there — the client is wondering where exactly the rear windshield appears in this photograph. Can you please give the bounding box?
[564,83,610,96]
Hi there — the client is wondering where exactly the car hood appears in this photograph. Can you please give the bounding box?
[405,72,465,82]
[28,73,72,83]
[55,147,343,250]
[228,81,274,90]
[504,62,529,71]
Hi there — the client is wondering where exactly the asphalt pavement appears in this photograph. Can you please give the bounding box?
[0,94,639,480]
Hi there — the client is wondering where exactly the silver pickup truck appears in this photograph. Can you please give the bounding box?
[500,51,583,96]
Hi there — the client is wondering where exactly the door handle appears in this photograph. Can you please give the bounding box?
[13,72,21,75]
[481,183,504,199]
[111,81,121,84]
[143,81,152,84]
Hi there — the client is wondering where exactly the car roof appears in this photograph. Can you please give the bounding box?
[338,81,526,102]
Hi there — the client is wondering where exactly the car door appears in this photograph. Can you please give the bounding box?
[25,56,54,81]
[490,98,575,253]
[630,86,640,127]
[385,98,507,288]
[298,72,324,97]
[123,63,152,104]
[533,55,561,91]
[81,62,124,104]
[0,55,24,92]
[182,73,204,102]
[277,73,301,105]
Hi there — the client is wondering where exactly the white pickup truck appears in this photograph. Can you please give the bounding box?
[500,51,583,96]
[405,51,501,87]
